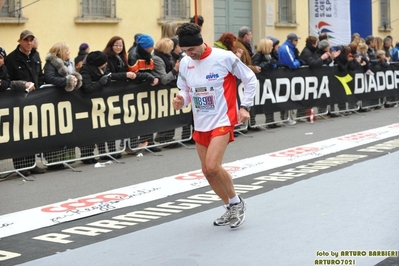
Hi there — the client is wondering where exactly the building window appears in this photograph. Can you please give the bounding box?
[81,0,116,18]
[0,0,21,18]
[162,0,190,19]
[380,0,390,30]
[278,0,296,24]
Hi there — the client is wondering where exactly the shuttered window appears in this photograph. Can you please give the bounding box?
[380,0,390,30]
[81,0,116,18]
[278,0,296,24]
[163,0,190,19]
[0,0,20,18]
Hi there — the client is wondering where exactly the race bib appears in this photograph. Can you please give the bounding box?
[192,87,216,114]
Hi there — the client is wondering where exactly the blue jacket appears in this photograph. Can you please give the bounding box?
[277,40,301,69]
[391,45,399,62]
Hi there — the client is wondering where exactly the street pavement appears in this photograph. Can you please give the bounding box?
[1,107,399,266]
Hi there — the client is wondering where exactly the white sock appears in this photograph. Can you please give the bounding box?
[229,195,240,205]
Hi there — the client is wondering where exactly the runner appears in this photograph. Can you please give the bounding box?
[173,23,257,228]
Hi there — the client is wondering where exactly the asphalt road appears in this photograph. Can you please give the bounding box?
[1,106,399,266]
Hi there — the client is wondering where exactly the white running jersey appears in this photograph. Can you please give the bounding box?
[177,45,257,132]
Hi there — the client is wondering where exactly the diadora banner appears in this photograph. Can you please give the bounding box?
[0,81,192,159]
[247,63,399,113]
[1,63,399,159]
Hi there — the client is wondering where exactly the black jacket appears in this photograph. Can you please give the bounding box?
[252,53,278,70]
[0,65,11,92]
[80,63,111,94]
[300,44,332,68]
[5,45,44,88]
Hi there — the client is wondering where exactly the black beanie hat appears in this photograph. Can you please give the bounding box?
[0,47,6,58]
[86,51,108,67]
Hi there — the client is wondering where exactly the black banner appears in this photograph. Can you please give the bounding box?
[249,62,399,113]
[1,63,399,160]
[0,81,192,159]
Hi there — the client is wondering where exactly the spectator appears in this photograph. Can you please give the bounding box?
[161,21,177,38]
[391,41,399,62]
[277,33,302,125]
[5,30,46,174]
[383,37,392,61]
[278,33,302,69]
[252,38,280,129]
[375,37,383,51]
[102,36,156,157]
[0,47,33,92]
[44,42,82,91]
[234,26,261,130]
[376,49,390,68]
[74,43,90,73]
[79,51,111,164]
[357,43,374,75]
[128,34,161,152]
[43,42,82,169]
[190,15,204,27]
[152,38,182,149]
[267,36,280,61]
[214,32,243,58]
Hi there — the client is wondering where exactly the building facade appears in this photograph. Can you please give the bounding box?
[0,0,397,62]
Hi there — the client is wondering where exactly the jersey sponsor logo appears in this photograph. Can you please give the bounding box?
[188,65,195,69]
[206,72,219,81]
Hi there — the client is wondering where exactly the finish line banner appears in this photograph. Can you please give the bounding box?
[1,64,399,159]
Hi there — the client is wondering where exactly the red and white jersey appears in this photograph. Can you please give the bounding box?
[177,45,257,132]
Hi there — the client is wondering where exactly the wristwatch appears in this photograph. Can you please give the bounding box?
[240,105,251,112]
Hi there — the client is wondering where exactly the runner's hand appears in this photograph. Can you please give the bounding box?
[173,95,184,110]
[238,108,250,123]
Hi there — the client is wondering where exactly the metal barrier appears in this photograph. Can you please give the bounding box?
[359,98,384,111]
[125,125,195,156]
[246,110,297,131]
[41,143,125,172]
[0,156,37,181]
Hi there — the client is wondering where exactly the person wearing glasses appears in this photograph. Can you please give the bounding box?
[278,33,302,69]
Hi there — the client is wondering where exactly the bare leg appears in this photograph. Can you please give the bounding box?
[196,133,236,205]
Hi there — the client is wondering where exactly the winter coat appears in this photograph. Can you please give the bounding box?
[277,40,301,69]
[80,63,111,94]
[300,44,331,68]
[152,50,177,85]
[5,45,45,88]
[44,54,82,92]
[233,38,259,73]
[252,52,278,70]
[0,64,30,92]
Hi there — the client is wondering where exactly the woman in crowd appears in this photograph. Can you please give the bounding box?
[102,36,156,156]
[43,42,82,168]
[152,38,181,148]
[252,38,279,128]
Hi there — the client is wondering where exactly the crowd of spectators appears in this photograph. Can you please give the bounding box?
[0,17,398,177]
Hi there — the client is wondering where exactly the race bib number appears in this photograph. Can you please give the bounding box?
[193,89,216,114]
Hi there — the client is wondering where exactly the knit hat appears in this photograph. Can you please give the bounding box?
[0,47,6,58]
[137,34,154,49]
[19,30,35,40]
[267,36,280,47]
[86,51,108,67]
[318,40,330,50]
[79,43,89,51]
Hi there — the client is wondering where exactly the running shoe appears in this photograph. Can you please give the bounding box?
[229,196,246,229]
